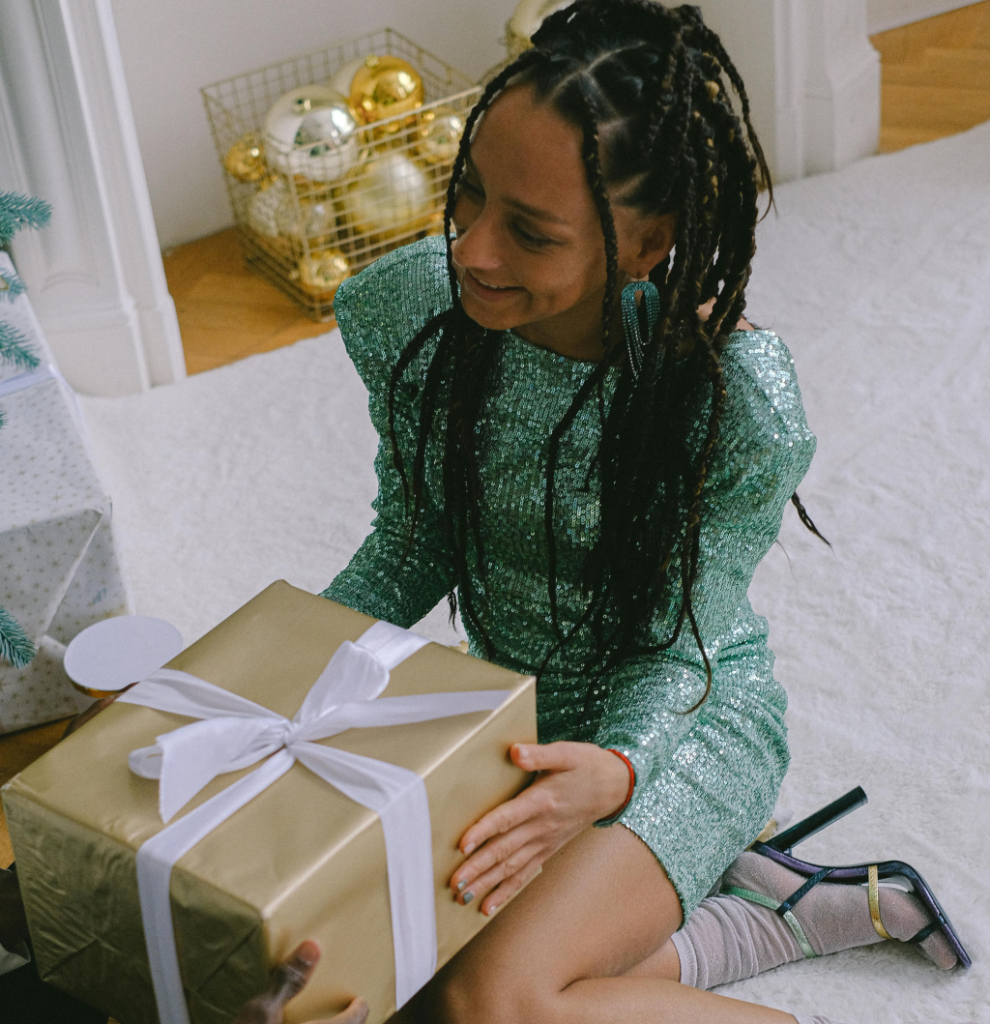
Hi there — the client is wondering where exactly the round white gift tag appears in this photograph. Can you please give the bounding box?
[65,616,183,695]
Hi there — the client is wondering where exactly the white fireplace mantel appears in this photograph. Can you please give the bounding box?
[0,0,185,397]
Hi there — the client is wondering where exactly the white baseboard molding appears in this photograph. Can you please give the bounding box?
[806,42,882,175]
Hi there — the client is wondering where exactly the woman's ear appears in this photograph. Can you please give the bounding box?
[614,206,678,280]
[636,211,677,276]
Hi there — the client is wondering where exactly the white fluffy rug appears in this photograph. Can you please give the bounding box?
[80,122,990,1023]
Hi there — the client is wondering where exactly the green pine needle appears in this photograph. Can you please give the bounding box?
[0,605,37,669]
[0,270,26,302]
[0,191,52,247]
[0,321,40,370]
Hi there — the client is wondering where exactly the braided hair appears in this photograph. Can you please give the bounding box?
[386,0,818,712]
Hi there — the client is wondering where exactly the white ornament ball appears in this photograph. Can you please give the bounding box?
[274,191,337,245]
[247,178,289,238]
[328,56,367,102]
[342,151,432,239]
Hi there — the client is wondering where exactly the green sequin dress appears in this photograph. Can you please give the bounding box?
[322,236,816,917]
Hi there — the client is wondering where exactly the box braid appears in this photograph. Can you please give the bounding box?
[385,0,818,712]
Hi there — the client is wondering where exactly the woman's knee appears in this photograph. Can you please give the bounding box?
[432,960,558,1024]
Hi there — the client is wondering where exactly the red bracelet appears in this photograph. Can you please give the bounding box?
[595,748,636,824]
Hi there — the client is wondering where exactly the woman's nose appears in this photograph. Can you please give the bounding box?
[451,203,501,271]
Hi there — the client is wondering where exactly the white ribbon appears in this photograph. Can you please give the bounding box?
[119,620,510,1024]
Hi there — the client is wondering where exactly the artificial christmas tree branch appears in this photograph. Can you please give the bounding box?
[0,189,52,668]
[0,191,51,247]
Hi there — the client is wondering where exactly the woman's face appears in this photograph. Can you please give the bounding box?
[450,82,673,358]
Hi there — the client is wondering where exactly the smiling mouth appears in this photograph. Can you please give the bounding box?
[464,269,523,299]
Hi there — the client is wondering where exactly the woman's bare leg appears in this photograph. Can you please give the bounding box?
[623,935,682,982]
[396,824,798,1024]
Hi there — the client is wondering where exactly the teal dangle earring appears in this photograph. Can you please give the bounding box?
[621,277,660,378]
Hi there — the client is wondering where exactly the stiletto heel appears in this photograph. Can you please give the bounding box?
[764,786,868,853]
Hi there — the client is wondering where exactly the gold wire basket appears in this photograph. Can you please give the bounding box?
[202,29,481,322]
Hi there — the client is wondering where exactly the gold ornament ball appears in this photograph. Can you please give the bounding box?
[414,107,465,166]
[342,151,432,239]
[423,209,447,236]
[350,54,424,129]
[298,249,351,298]
[224,132,268,182]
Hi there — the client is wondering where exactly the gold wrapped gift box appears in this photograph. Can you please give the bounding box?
[3,582,537,1024]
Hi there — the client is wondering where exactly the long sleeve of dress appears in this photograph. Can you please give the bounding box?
[590,332,816,911]
[321,244,455,627]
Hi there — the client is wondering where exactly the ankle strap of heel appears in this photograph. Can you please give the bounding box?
[721,885,819,959]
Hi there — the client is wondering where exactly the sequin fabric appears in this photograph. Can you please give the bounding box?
[322,236,816,916]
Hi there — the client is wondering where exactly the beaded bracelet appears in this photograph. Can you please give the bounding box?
[594,748,636,826]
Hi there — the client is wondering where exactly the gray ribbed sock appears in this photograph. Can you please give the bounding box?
[795,1017,851,1024]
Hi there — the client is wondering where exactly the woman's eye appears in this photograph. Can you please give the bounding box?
[456,178,552,248]
[513,224,552,248]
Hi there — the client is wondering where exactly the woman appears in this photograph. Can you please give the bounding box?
[322,2,964,1022]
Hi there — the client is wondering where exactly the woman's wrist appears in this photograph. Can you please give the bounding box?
[594,747,636,824]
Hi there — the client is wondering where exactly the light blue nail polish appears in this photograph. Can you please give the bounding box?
[462,891,474,905]
[457,880,467,892]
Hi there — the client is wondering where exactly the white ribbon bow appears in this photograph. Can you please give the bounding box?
[119,620,510,1024]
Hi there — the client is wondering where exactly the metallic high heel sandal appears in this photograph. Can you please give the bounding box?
[725,788,972,968]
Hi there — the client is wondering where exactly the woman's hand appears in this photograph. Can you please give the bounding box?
[448,742,630,917]
[232,940,368,1024]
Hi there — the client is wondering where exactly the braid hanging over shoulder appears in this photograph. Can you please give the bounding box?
[385,0,816,712]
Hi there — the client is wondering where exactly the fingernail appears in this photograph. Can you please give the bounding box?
[296,940,320,966]
[462,891,474,904]
[457,879,467,892]
[463,843,476,855]
[484,903,497,916]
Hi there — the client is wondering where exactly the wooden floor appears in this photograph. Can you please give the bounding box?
[162,228,333,375]
[2,0,990,888]
[0,718,66,867]
[872,0,990,151]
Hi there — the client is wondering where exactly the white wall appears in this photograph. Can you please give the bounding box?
[109,0,518,249]
[696,0,880,183]
[111,0,885,250]
[867,0,979,33]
